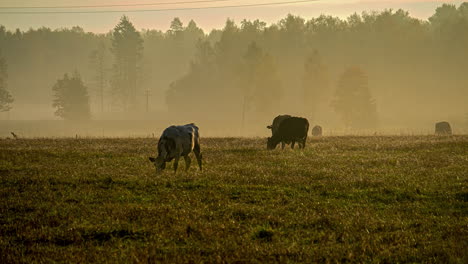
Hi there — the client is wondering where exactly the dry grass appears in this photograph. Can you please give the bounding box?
[0,136,467,263]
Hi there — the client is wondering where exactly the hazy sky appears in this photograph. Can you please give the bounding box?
[0,0,464,33]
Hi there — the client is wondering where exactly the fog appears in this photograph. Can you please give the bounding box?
[1,3,467,137]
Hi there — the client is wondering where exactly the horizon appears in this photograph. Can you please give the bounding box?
[0,0,464,33]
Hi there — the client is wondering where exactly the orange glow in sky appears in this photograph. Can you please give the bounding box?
[0,0,464,32]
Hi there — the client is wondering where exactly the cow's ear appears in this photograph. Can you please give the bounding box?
[149,157,156,162]
[267,125,272,129]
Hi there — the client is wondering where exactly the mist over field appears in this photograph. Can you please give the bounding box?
[1,2,468,137]
[1,2,468,263]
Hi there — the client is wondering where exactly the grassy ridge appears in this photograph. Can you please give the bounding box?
[0,136,467,263]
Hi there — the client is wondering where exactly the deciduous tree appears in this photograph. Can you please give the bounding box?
[0,50,13,113]
[52,72,91,120]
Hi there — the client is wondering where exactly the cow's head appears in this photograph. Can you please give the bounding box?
[267,137,277,150]
[148,156,166,173]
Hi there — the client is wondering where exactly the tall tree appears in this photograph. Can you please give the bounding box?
[242,42,282,116]
[169,17,184,34]
[239,42,262,126]
[332,67,377,129]
[166,40,217,114]
[252,53,282,115]
[184,20,205,47]
[0,50,13,113]
[89,41,107,113]
[52,72,91,121]
[110,16,143,111]
[302,50,329,119]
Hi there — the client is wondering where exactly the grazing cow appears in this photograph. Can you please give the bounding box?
[435,121,452,135]
[267,117,309,150]
[311,125,323,137]
[267,114,292,149]
[149,123,202,173]
[267,114,292,135]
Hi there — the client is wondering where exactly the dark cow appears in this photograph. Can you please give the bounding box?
[267,114,292,149]
[149,123,202,173]
[267,114,292,135]
[267,117,309,150]
[311,125,323,137]
[435,121,452,135]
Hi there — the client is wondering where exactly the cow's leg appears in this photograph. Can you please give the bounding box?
[297,140,303,149]
[184,155,191,172]
[291,141,295,149]
[194,144,203,171]
[173,156,180,173]
[281,142,285,150]
[302,138,307,149]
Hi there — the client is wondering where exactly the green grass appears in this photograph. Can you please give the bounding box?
[0,136,467,263]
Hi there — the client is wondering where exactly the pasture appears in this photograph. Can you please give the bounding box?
[0,136,467,263]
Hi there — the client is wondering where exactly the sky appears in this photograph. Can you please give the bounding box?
[0,0,465,33]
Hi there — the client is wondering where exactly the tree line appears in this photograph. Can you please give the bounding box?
[0,3,467,129]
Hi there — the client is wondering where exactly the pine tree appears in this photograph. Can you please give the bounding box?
[0,50,13,113]
[52,72,91,120]
[332,67,377,129]
[169,17,184,35]
[110,16,143,111]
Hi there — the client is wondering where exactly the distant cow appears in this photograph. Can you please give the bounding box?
[435,121,452,135]
[149,123,202,173]
[267,117,309,150]
[311,125,322,137]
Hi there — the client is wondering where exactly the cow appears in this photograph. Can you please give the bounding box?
[267,114,292,135]
[435,121,452,135]
[267,114,292,149]
[149,123,202,173]
[311,125,323,137]
[267,117,309,150]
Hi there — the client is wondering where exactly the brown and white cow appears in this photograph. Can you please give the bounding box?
[149,123,202,173]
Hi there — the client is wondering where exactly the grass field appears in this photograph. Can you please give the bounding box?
[0,136,467,263]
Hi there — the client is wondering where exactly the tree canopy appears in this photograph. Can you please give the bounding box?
[0,3,467,127]
[110,16,144,111]
[0,50,13,112]
[332,67,377,129]
[52,72,91,121]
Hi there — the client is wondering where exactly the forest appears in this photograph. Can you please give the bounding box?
[0,3,467,134]
[1,3,467,262]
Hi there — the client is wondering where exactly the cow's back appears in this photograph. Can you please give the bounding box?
[158,124,197,158]
[276,117,309,140]
[435,121,452,135]
[270,115,292,135]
